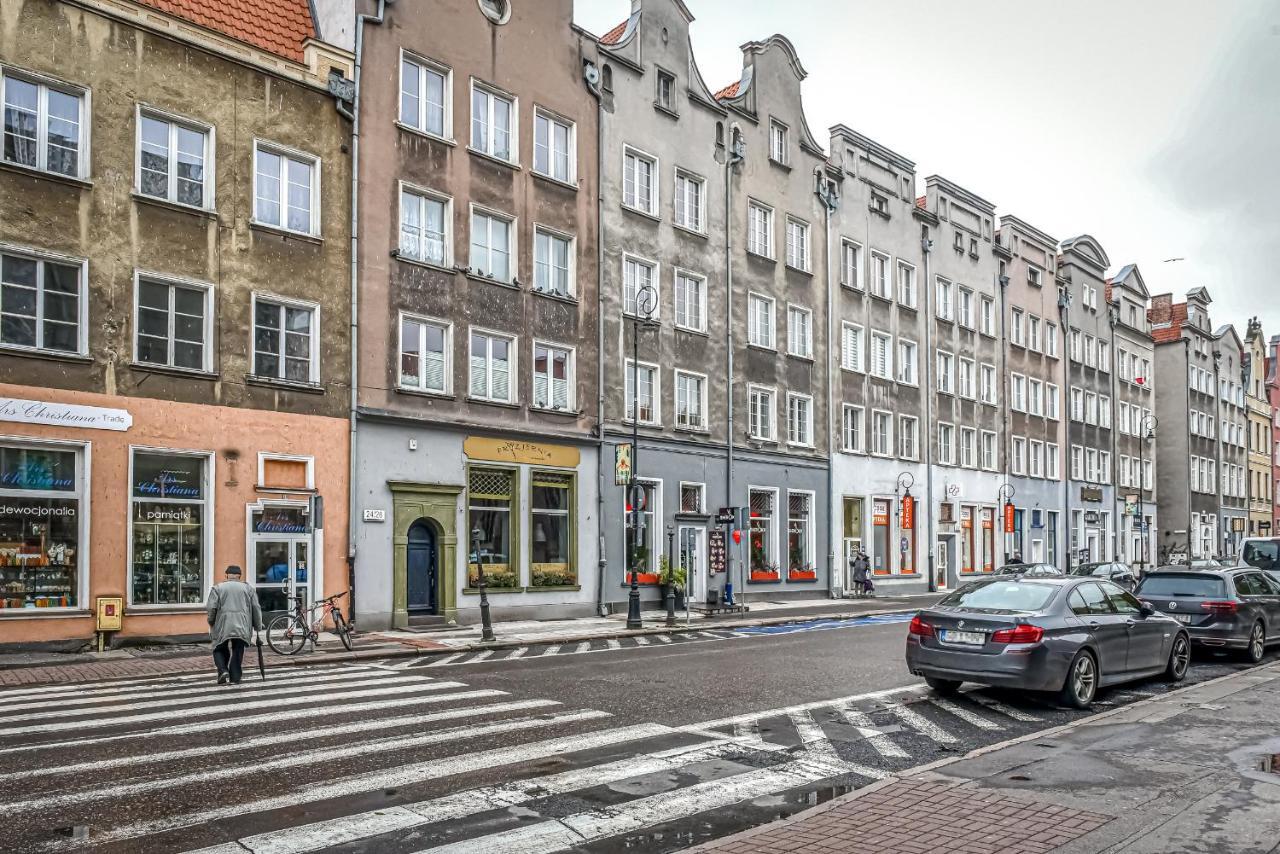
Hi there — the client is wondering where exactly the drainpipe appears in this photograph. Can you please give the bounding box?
[585,61,608,617]
[345,0,393,626]
[816,170,838,596]
[922,225,936,592]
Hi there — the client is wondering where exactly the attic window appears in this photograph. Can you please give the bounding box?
[478,0,510,25]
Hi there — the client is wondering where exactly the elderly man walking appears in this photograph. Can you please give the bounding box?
[207,565,264,684]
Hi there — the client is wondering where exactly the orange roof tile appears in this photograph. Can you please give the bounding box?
[135,0,316,63]
[714,80,741,100]
[599,19,629,45]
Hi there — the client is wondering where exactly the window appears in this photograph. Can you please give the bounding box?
[748,201,774,258]
[899,416,918,460]
[1029,440,1044,478]
[130,451,209,606]
[533,227,573,296]
[134,275,210,371]
[674,170,705,232]
[897,339,918,385]
[937,351,955,394]
[1047,383,1060,419]
[1011,373,1026,412]
[870,252,891,298]
[533,110,573,182]
[624,359,658,424]
[1046,323,1058,357]
[981,431,997,470]
[399,186,450,266]
[871,410,892,457]
[769,119,788,164]
[0,442,86,609]
[469,468,517,587]
[788,493,813,577]
[980,296,994,336]
[253,143,318,235]
[0,249,84,354]
[960,427,976,468]
[938,423,955,465]
[533,343,572,410]
[749,489,777,578]
[958,287,973,328]
[1012,437,1026,475]
[959,358,976,399]
[936,278,953,320]
[979,363,995,404]
[749,386,775,440]
[871,332,892,379]
[622,255,656,317]
[1028,316,1041,352]
[748,293,775,349]
[469,330,515,403]
[623,146,657,214]
[674,270,705,332]
[470,83,515,162]
[1010,308,1024,346]
[136,110,210,208]
[399,314,450,393]
[785,217,810,271]
[675,370,706,429]
[400,54,450,138]
[2,69,85,178]
[253,296,317,383]
[787,393,812,446]
[681,483,704,513]
[787,305,813,358]
[529,470,574,587]
[842,405,864,452]
[841,240,863,290]
[841,323,864,372]
[897,262,917,307]
[656,70,675,110]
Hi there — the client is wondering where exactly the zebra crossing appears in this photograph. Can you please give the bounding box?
[0,659,1097,854]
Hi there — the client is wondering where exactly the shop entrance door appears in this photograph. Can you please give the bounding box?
[254,539,308,622]
[679,526,706,605]
[406,520,438,614]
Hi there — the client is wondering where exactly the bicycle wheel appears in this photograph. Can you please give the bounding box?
[267,613,307,656]
[332,609,353,651]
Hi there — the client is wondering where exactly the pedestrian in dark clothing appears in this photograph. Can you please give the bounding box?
[852,550,873,598]
[207,565,264,685]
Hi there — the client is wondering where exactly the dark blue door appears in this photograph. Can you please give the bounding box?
[407,520,437,613]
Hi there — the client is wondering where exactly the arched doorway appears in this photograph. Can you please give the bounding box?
[406,519,438,614]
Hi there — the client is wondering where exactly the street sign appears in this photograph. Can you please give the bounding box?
[716,507,736,525]
[614,443,633,485]
[708,529,727,573]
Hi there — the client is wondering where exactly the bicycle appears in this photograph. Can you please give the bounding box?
[266,590,352,655]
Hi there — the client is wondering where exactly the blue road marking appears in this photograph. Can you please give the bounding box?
[735,613,914,635]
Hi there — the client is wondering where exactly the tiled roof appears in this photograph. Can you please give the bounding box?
[134,0,316,63]
[599,19,629,45]
[714,80,741,100]
[1151,302,1187,344]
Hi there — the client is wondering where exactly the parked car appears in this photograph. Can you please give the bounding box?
[996,562,1062,578]
[1070,562,1138,591]
[1137,567,1280,662]
[905,576,1189,709]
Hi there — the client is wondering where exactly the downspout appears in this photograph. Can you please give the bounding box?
[817,170,838,597]
[345,0,393,626]
[922,224,936,592]
[585,61,608,617]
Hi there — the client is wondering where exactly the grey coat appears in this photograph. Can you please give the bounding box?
[207,580,264,649]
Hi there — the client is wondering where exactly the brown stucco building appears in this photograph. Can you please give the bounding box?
[0,0,354,647]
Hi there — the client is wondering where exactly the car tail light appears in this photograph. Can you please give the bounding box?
[1201,600,1238,615]
[908,616,934,637]
[991,624,1044,644]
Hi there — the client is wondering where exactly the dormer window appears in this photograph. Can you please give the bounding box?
[655,70,675,112]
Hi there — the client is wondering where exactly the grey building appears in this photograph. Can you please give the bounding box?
[1106,265,1158,571]
[999,217,1067,566]
[1058,236,1116,566]
[1151,289,1247,561]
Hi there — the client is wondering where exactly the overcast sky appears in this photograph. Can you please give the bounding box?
[575,0,1280,344]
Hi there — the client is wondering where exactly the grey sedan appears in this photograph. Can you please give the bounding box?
[905,576,1190,708]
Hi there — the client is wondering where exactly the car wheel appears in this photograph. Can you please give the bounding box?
[1164,633,1190,682]
[1243,622,1265,664]
[1059,650,1098,709]
[924,676,961,695]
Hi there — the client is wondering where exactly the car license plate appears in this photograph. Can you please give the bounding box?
[940,629,985,646]
[1172,614,1192,624]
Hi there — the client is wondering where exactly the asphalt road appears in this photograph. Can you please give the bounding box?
[3,616,1273,854]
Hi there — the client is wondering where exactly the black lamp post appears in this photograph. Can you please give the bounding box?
[471,526,495,643]
[1139,414,1158,576]
[665,523,677,627]
[626,285,658,630]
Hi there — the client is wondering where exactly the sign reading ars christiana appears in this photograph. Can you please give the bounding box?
[0,398,133,432]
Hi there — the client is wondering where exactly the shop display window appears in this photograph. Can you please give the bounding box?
[130,451,208,606]
[0,443,81,610]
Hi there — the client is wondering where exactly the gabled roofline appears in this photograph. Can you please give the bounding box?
[926,175,996,215]
[998,214,1057,251]
[829,124,915,173]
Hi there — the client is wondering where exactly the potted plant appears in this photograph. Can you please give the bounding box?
[658,555,687,608]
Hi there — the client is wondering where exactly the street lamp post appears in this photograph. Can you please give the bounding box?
[471,526,495,643]
[1140,414,1158,576]
[626,285,659,630]
[665,523,677,627]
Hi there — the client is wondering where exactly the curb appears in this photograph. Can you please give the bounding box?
[685,658,1280,852]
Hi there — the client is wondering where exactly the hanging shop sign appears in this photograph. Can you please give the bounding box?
[1003,503,1015,534]
[465,437,579,468]
[708,529,727,574]
[0,397,132,432]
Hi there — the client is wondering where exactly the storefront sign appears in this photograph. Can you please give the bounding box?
[0,398,132,432]
[465,437,579,468]
[901,496,915,530]
[614,443,632,485]
[1003,503,1015,534]
[708,529,727,574]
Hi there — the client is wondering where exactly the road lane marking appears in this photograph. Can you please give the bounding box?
[5,699,559,782]
[931,697,1003,730]
[884,703,957,744]
[5,709,613,813]
[834,704,908,758]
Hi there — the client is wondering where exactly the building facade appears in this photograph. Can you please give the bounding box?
[0,0,353,648]
[1244,319,1272,538]
[1000,217,1066,568]
[350,0,601,628]
[1106,265,1157,570]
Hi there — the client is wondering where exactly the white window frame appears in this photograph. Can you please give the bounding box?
[250,292,320,385]
[132,270,214,373]
[622,144,659,216]
[532,223,575,297]
[399,51,452,140]
[1,66,90,180]
[0,243,89,356]
[786,392,814,448]
[532,106,575,183]
[134,104,215,210]
[252,139,321,237]
[469,79,518,164]
[532,339,575,411]
[469,203,517,283]
[397,311,452,395]
[397,181,453,267]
